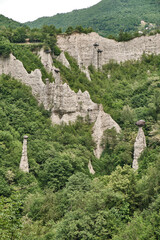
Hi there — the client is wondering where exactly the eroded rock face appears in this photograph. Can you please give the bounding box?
[38,48,63,82]
[132,127,146,170]
[57,32,160,69]
[0,52,121,158]
[92,105,121,158]
[56,51,70,69]
[0,54,45,103]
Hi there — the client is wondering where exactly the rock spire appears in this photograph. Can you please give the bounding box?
[132,122,146,170]
[88,160,95,175]
[19,135,29,173]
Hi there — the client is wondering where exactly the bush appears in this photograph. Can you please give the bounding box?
[53,45,61,56]
[0,42,11,58]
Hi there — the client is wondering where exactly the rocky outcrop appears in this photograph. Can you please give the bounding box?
[19,135,29,173]
[92,105,121,158]
[132,127,146,170]
[56,51,70,69]
[0,52,120,158]
[0,54,45,103]
[57,32,160,69]
[38,48,63,82]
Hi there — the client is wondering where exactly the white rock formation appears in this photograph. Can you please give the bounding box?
[0,54,45,103]
[92,105,121,158]
[38,48,62,82]
[132,127,146,170]
[1,32,157,164]
[19,135,29,173]
[56,51,70,69]
[88,160,95,175]
[57,32,160,69]
[0,52,120,158]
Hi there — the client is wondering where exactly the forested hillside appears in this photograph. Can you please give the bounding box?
[26,0,160,36]
[0,25,160,239]
[0,14,22,28]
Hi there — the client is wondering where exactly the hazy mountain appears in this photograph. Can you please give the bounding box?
[25,0,160,36]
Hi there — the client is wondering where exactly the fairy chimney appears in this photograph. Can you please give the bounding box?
[132,120,146,170]
[19,135,29,173]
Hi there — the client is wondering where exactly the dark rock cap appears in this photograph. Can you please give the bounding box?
[54,68,60,73]
[93,43,99,47]
[135,120,145,127]
[97,49,103,53]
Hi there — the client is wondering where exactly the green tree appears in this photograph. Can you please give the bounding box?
[0,195,22,240]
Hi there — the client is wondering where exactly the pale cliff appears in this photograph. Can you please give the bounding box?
[0,51,120,159]
[57,32,160,69]
[0,54,45,103]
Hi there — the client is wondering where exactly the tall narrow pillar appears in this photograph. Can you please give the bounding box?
[132,121,146,170]
[88,160,95,175]
[19,135,29,173]
[97,49,103,70]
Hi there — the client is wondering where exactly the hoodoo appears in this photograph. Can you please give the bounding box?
[19,135,29,173]
[132,121,146,170]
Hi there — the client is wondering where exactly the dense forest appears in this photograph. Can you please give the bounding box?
[0,24,160,239]
[26,0,160,37]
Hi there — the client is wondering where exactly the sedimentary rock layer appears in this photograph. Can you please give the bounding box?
[57,32,160,69]
[0,52,120,158]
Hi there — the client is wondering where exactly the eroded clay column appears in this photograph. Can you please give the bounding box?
[88,160,95,175]
[97,49,103,70]
[19,135,29,173]
[132,120,146,170]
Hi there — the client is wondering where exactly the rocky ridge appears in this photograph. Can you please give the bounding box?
[57,32,160,70]
[1,32,156,161]
[0,49,121,159]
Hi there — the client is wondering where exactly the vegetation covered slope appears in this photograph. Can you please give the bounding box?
[0,30,160,238]
[0,14,22,28]
[26,0,160,36]
[54,52,160,173]
[0,74,96,239]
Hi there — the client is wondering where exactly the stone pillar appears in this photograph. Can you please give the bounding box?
[46,78,49,88]
[19,135,29,173]
[97,49,103,70]
[88,160,95,175]
[132,127,146,170]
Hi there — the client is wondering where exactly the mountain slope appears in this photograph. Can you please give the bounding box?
[0,14,22,28]
[25,0,160,36]
[0,44,160,239]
